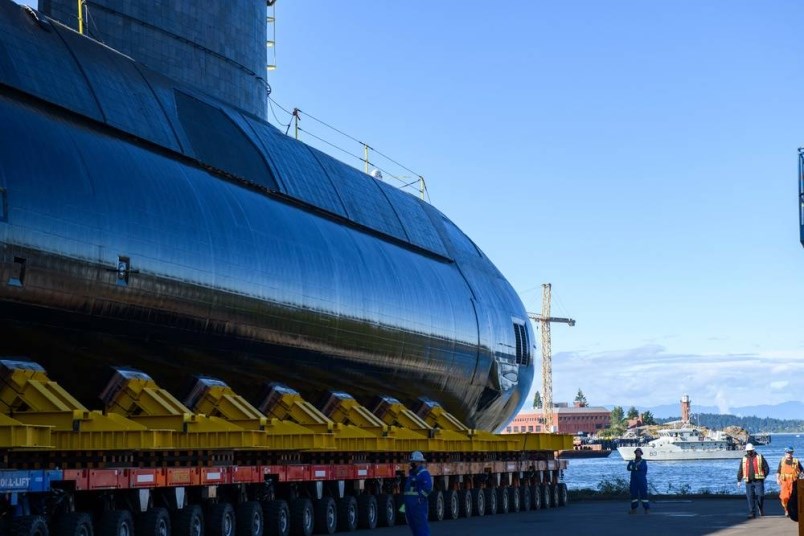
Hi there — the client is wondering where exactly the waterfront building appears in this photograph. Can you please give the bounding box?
[503,403,611,435]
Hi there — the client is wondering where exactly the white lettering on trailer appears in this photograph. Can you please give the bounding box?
[0,477,30,489]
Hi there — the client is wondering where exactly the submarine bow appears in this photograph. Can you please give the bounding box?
[0,1,533,430]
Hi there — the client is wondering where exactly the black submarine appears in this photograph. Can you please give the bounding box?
[0,0,534,430]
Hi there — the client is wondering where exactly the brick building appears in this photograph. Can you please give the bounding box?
[502,404,611,435]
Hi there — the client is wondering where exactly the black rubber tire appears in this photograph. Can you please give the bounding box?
[520,486,531,512]
[427,491,444,522]
[471,489,485,517]
[236,502,263,536]
[458,490,472,518]
[509,487,521,513]
[558,483,569,506]
[172,505,204,536]
[54,512,93,536]
[12,516,49,536]
[551,485,561,507]
[530,485,541,510]
[206,503,236,536]
[376,494,395,528]
[443,490,460,520]
[393,495,406,526]
[356,495,377,529]
[540,485,552,509]
[497,487,510,514]
[262,500,289,536]
[313,498,336,535]
[289,499,313,536]
[336,496,358,532]
[484,488,498,515]
[97,511,134,536]
[136,508,170,536]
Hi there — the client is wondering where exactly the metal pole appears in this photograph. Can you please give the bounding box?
[77,0,84,34]
[363,145,369,174]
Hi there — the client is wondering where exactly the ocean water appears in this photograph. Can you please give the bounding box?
[562,433,804,495]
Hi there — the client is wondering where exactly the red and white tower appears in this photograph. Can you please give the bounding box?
[680,394,691,423]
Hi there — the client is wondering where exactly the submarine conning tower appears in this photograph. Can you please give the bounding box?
[39,0,269,118]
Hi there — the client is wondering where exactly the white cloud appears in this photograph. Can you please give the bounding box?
[714,389,731,414]
[543,345,804,411]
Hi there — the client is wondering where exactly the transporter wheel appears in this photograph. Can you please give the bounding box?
[262,500,289,536]
[356,494,377,529]
[236,502,263,536]
[508,487,520,513]
[97,511,134,536]
[530,485,541,510]
[551,485,561,507]
[376,494,395,527]
[497,486,510,514]
[137,508,170,536]
[207,503,236,536]
[471,489,485,517]
[458,490,472,518]
[289,499,313,536]
[54,512,93,536]
[557,483,569,506]
[393,495,406,526]
[336,496,358,532]
[519,486,531,512]
[484,488,498,515]
[11,516,49,536]
[428,490,444,522]
[540,485,552,509]
[443,490,460,520]
[313,497,336,535]
[172,505,203,536]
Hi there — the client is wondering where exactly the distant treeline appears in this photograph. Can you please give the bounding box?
[656,413,804,433]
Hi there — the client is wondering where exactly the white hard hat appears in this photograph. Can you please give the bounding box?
[745,443,754,451]
[410,451,426,462]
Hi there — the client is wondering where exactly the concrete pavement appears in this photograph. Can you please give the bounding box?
[361,497,797,536]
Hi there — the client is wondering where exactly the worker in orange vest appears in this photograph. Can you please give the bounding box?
[737,443,769,519]
[776,446,803,517]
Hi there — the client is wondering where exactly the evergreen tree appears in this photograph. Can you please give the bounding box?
[627,406,640,420]
[641,410,656,425]
[610,406,625,426]
[533,391,542,409]
[574,389,588,407]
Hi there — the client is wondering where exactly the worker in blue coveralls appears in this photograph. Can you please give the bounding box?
[627,447,650,514]
[402,450,433,536]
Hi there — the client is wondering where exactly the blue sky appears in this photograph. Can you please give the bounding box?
[269,1,804,414]
[19,1,804,414]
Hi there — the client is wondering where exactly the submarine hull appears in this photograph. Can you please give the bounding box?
[0,1,534,430]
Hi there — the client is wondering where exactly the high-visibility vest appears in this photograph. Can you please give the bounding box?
[742,454,766,480]
[779,458,800,481]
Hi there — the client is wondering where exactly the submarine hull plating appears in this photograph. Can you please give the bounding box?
[0,1,533,430]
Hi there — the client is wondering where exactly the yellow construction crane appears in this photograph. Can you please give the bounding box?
[528,283,575,433]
